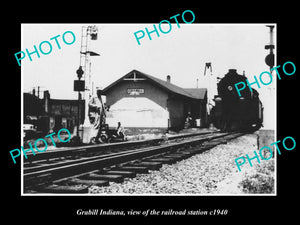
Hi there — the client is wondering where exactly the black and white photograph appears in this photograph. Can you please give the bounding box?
[21,23,276,195]
[4,5,298,223]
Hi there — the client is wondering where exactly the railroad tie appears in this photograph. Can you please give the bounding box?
[41,184,89,194]
[69,178,109,186]
[105,170,137,178]
[145,157,176,164]
[83,173,124,183]
[163,153,190,161]
[130,161,163,170]
[116,166,149,174]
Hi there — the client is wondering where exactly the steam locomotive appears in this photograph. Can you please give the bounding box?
[210,69,263,131]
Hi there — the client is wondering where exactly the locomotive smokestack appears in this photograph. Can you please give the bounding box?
[227,69,238,76]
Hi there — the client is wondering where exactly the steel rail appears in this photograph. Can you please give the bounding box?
[24,131,219,163]
[24,132,230,189]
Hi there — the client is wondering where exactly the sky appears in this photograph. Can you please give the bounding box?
[21,23,276,129]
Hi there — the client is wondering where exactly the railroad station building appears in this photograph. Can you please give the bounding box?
[100,69,208,133]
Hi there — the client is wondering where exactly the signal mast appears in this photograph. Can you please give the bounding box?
[74,25,100,142]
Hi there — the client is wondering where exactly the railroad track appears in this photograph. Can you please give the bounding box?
[24,130,218,167]
[23,131,244,194]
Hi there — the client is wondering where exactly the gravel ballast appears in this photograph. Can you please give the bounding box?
[89,133,275,195]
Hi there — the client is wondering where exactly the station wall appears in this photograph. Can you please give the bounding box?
[102,70,208,132]
[105,80,170,129]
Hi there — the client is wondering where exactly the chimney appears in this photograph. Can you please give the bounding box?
[32,88,36,96]
[44,90,50,99]
[166,75,171,83]
[44,90,50,113]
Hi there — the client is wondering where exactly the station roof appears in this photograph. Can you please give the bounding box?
[184,88,207,99]
[101,70,207,100]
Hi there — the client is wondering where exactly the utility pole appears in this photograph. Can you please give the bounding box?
[265,25,275,71]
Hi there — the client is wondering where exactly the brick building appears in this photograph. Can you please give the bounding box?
[23,90,85,134]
